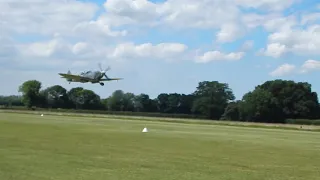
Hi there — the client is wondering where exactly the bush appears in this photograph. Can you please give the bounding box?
[285,119,320,125]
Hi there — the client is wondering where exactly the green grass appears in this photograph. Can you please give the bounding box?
[0,112,320,180]
[2,109,320,131]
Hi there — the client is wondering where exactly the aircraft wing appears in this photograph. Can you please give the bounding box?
[58,73,91,81]
[100,78,123,81]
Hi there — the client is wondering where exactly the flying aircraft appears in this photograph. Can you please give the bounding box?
[58,64,123,86]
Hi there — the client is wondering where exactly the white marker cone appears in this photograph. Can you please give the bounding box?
[41,114,44,116]
[142,127,148,132]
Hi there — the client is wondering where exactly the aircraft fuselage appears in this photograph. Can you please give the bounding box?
[66,70,105,86]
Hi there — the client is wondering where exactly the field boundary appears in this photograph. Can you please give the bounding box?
[1,109,320,132]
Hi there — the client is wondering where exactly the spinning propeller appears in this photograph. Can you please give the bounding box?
[98,63,110,79]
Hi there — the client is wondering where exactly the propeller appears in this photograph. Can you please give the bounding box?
[98,63,110,79]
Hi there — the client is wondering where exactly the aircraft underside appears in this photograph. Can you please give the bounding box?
[91,81,104,86]
[84,80,104,86]
[89,80,104,86]
[67,79,104,86]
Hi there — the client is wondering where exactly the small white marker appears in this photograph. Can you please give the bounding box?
[142,127,148,132]
[41,114,43,116]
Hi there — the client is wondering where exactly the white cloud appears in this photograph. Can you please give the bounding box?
[158,0,240,30]
[20,38,72,57]
[1,1,95,35]
[108,42,188,61]
[270,60,320,76]
[216,23,245,43]
[241,13,298,31]
[0,0,306,44]
[300,60,320,73]
[101,0,297,29]
[0,0,126,39]
[268,25,320,56]
[269,63,296,76]
[195,51,245,63]
[235,0,297,11]
[5,38,189,66]
[99,0,298,42]
[261,43,287,58]
[103,0,159,25]
[1,0,320,96]
[0,37,113,71]
[262,15,297,32]
[240,40,254,51]
[260,11,320,57]
[104,0,296,22]
[301,13,320,25]
[72,20,128,40]
[72,42,89,55]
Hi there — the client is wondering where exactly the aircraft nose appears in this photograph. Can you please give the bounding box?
[100,71,105,78]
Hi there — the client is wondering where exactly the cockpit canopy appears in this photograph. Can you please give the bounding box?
[80,71,92,75]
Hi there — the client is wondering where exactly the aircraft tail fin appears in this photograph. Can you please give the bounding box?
[66,70,72,83]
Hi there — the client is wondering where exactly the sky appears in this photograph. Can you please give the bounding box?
[0,0,320,100]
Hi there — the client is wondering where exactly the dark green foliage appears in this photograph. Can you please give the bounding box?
[134,93,157,112]
[155,93,194,114]
[258,80,320,119]
[67,87,104,110]
[238,80,320,123]
[285,119,320,125]
[40,85,69,108]
[18,80,42,108]
[220,101,240,121]
[0,79,319,125]
[0,95,23,107]
[191,81,235,119]
[239,88,284,123]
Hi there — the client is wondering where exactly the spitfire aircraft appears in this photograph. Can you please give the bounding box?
[58,64,123,86]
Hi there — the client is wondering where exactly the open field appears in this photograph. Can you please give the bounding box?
[2,109,320,131]
[0,112,320,180]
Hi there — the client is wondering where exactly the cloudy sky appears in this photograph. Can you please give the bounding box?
[1,0,320,100]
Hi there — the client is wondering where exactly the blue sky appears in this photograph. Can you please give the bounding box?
[0,0,320,100]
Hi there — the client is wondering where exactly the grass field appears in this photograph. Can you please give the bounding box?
[0,112,319,180]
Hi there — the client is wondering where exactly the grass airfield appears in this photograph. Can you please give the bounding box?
[0,112,319,180]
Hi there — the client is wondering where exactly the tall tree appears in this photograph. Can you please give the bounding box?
[258,80,320,119]
[108,90,125,111]
[220,101,240,121]
[134,93,157,112]
[156,93,169,113]
[18,80,42,108]
[41,85,69,108]
[166,93,181,113]
[67,87,85,109]
[178,94,194,114]
[81,89,103,110]
[122,92,135,111]
[192,81,235,119]
[239,88,283,123]
[101,98,109,110]
[238,80,320,123]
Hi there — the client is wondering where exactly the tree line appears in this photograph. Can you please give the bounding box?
[1,79,320,124]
